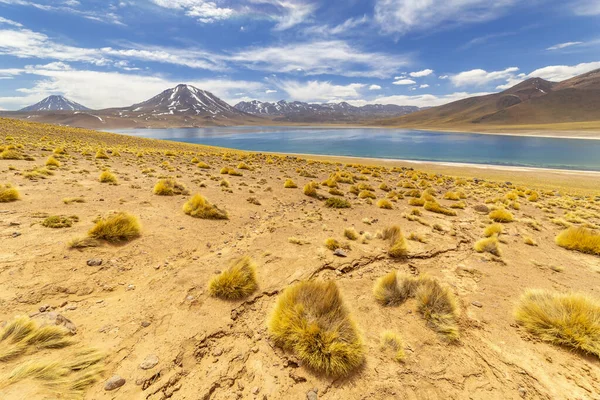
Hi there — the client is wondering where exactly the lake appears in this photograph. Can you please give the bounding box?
[109,126,600,171]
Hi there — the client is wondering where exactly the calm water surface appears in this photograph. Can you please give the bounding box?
[110,126,600,171]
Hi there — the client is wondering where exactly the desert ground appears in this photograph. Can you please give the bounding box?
[1,117,600,400]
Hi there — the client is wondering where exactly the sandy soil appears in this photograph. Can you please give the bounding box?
[1,119,600,399]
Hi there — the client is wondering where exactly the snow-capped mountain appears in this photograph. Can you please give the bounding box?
[20,95,90,112]
[123,84,248,118]
[234,100,420,120]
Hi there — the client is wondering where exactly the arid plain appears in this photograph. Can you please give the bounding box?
[1,117,600,399]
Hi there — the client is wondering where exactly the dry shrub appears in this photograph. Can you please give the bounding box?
[555,227,600,256]
[303,182,319,198]
[182,194,228,220]
[209,257,258,300]
[153,178,189,196]
[484,223,503,237]
[344,227,359,240]
[42,215,77,229]
[268,280,364,377]
[424,201,457,216]
[377,199,393,209]
[68,237,100,249]
[489,208,514,223]
[45,156,60,168]
[382,226,408,258]
[474,236,501,256]
[284,179,297,188]
[95,149,109,159]
[324,238,341,250]
[88,212,141,242]
[380,331,405,362]
[358,190,376,199]
[98,171,117,183]
[0,183,19,202]
[514,289,600,357]
[373,272,459,341]
[325,197,351,208]
[524,237,538,246]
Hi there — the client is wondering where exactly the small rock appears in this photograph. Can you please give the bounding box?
[126,284,135,291]
[12,232,21,238]
[333,249,347,257]
[251,386,260,395]
[212,348,223,357]
[473,204,489,213]
[9,222,20,226]
[87,258,103,266]
[39,304,51,312]
[306,388,318,400]
[65,304,77,311]
[139,354,159,370]
[518,387,527,398]
[141,321,151,328]
[104,375,126,391]
[471,301,483,308]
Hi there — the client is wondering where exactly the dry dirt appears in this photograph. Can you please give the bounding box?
[1,119,600,399]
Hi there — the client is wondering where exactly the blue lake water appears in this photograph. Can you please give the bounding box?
[109,126,600,171]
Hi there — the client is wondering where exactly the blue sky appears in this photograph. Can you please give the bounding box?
[0,0,599,110]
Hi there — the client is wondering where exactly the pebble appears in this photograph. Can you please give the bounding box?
[126,284,135,291]
[65,304,77,311]
[251,386,260,395]
[39,304,51,312]
[87,258,103,266]
[518,387,527,398]
[12,232,21,237]
[139,354,159,370]
[306,388,318,400]
[104,375,126,391]
[141,321,151,328]
[472,301,483,308]
[333,249,347,257]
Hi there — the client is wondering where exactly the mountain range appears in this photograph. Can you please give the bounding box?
[3,68,600,130]
[378,68,600,130]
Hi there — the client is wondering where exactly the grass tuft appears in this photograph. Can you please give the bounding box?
[424,201,457,216]
[284,179,297,188]
[377,199,393,209]
[209,257,258,300]
[88,212,141,243]
[268,280,364,377]
[484,223,503,237]
[153,178,189,196]
[474,236,501,256]
[98,171,117,184]
[325,197,351,208]
[0,183,20,202]
[555,227,600,256]
[380,331,405,362]
[182,194,228,220]
[489,208,514,223]
[382,226,408,258]
[514,289,600,357]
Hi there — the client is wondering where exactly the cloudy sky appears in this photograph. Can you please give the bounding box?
[0,0,599,110]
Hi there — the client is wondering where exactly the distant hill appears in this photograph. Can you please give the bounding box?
[20,95,90,112]
[235,100,419,122]
[377,69,600,129]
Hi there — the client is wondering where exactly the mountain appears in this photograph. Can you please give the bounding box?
[377,69,600,129]
[120,84,249,119]
[234,100,419,122]
[20,95,90,112]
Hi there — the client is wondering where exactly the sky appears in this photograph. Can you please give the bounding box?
[0,0,599,110]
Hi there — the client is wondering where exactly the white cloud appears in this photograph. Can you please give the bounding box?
[0,16,23,27]
[439,75,448,79]
[393,78,416,85]
[409,68,433,77]
[369,84,382,90]
[450,67,519,86]
[0,0,124,25]
[302,15,369,36]
[419,84,429,88]
[273,80,365,102]
[374,0,517,35]
[0,65,266,109]
[365,91,492,107]
[265,89,278,93]
[229,40,409,78]
[546,41,583,50]
[151,0,234,23]
[527,61,600,81]
[570,0,600,16]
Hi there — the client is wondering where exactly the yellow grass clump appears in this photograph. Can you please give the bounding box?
[474,236,501,256]
[88,212,141,242]
[95,149,109,159]
[98,171,117,184]
[514,289,600,357]
[524,237,538,246]
[373,272,459,341]
[268,280,364,377]
[303,182,319,198]
[377,199,393,209]
[0,183,20,202]
[424,201,457,216]
[153,178,189,196]
[284,179,297,188]
[45,156,60,168]
[324,238,341,250]
[489,208,514,223]
[42,215,77,229]
[484,223,503,237]
[209,257,258,300]
[555,227,600,256]
[382,226,408,258]
[182,194,228,220]
[325,197,351,208]
[380,331,405,362]
[344,227,359,240]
